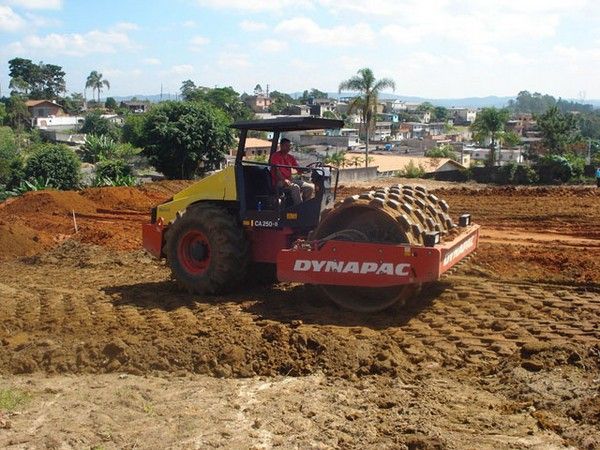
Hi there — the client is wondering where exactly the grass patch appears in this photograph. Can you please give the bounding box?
[0,388,31,412]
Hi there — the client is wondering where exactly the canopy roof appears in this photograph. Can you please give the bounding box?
[232,116,344,132]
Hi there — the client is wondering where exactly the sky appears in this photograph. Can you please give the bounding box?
[1,0,600,100]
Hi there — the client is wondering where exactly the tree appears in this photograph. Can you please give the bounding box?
[433,106,449,122]
[0,127,19,185]
[105,97,118,111]
[187,86,253,122]
[141,101,234,179]
[0,103,7,126]
[339,68,395,167]
[470,107,510,165]
[59,93,85,115]
[5,95,30,131]
[269,90,295,114]
[253,84,263,95]
[536,106,579,155]
[80,111,120,141]
[180,79,197,100]
[8,58,66,99]
[85,71,110,103]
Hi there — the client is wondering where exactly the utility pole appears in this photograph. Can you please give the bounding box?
[160,83,163,101]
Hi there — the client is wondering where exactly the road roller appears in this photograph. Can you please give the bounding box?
[142,117,479,312]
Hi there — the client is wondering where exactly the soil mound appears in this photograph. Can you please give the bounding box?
[2,190,97,216]
[0,221,47,257]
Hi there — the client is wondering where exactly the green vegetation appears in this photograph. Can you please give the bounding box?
[141,101,234,179]
[536,106,580,154]
[398,160,425,178]
[8,58,66,99]
[80,111,121,141]
[425,144,459,162]
[339,68,395,167]
[0,388,31,412]
[470,107,510,165]
[85,70,110,104]
[24,144,81,190]
[323,151,347,167]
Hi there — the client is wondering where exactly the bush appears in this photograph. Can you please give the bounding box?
[425,145,459,162]
[398,160,426,178]
[80,111,120,141]
[513,165,538,184]
[24,144,80,190]
[81,134,117,163]
[95,159,133,180]
[535,155,573,183]
[122,114,146,147]
[495,162,538,185]
[0,127,19,185]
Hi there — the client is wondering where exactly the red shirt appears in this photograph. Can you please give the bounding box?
[270,151,298,185]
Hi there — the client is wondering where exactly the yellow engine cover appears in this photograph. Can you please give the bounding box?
[156,166,237,223]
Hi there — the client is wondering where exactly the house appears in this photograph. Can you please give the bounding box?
[344,154,466,177]
[120,101,150,113]
[449,107,477,125]
[386,99,407,112]
[282,104,311,116]
[26,100,65,119]
[244,94,272,113]
[467,147,524,164]
[232,137,272,157]
[373,121,392,141]
[308,98,338,117]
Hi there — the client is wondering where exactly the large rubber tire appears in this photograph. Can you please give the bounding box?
[166,204,248,295]
[312,184,453,312]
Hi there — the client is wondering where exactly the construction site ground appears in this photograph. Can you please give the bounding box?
[0,179,598,449]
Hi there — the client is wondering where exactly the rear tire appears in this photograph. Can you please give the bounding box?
[166,204,248,294]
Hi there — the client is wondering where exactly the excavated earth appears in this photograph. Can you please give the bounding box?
[0,179,599,449]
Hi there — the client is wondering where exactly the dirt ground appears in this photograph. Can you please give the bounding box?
[0,177,599,449]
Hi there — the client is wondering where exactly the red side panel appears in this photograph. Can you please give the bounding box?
[277,240,441,287]
[439,225,480,273]
[142,223,164,258]
[247,227,295,263]
[276,225,480,288]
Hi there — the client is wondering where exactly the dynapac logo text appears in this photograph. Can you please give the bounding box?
[293,260,411,276]
[442,236,475,267]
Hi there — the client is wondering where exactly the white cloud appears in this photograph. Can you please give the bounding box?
[114,22,139,31]
[5,24,139,56]
[6,0,62,10]
[218,52,250,69]
[164,64,195,76]
[143,58,161,65]
[189,35,210,51]
[240,20,267,32]
[0,5,25,32]
[260,39,288,53]
[275,17,374,46]
[196,0,310,11]
[182,20,196,28]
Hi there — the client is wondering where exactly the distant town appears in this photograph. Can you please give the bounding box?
[1,58,599,198]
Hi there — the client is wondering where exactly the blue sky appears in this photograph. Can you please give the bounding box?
[1,0,600,99]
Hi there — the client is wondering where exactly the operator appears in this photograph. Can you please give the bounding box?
[270,138,315,205]
[596,166,600,188]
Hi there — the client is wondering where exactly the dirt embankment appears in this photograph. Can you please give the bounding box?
[1,181,599,448]
[0,181,191,258]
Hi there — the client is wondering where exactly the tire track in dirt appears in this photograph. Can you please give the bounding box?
[0,247,598,378]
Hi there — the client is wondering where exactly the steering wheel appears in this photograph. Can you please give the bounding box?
[307,161,324,168]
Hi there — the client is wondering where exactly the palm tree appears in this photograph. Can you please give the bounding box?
[470,107,510,165]
[339,68,395,167]
[85,71,110,104]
